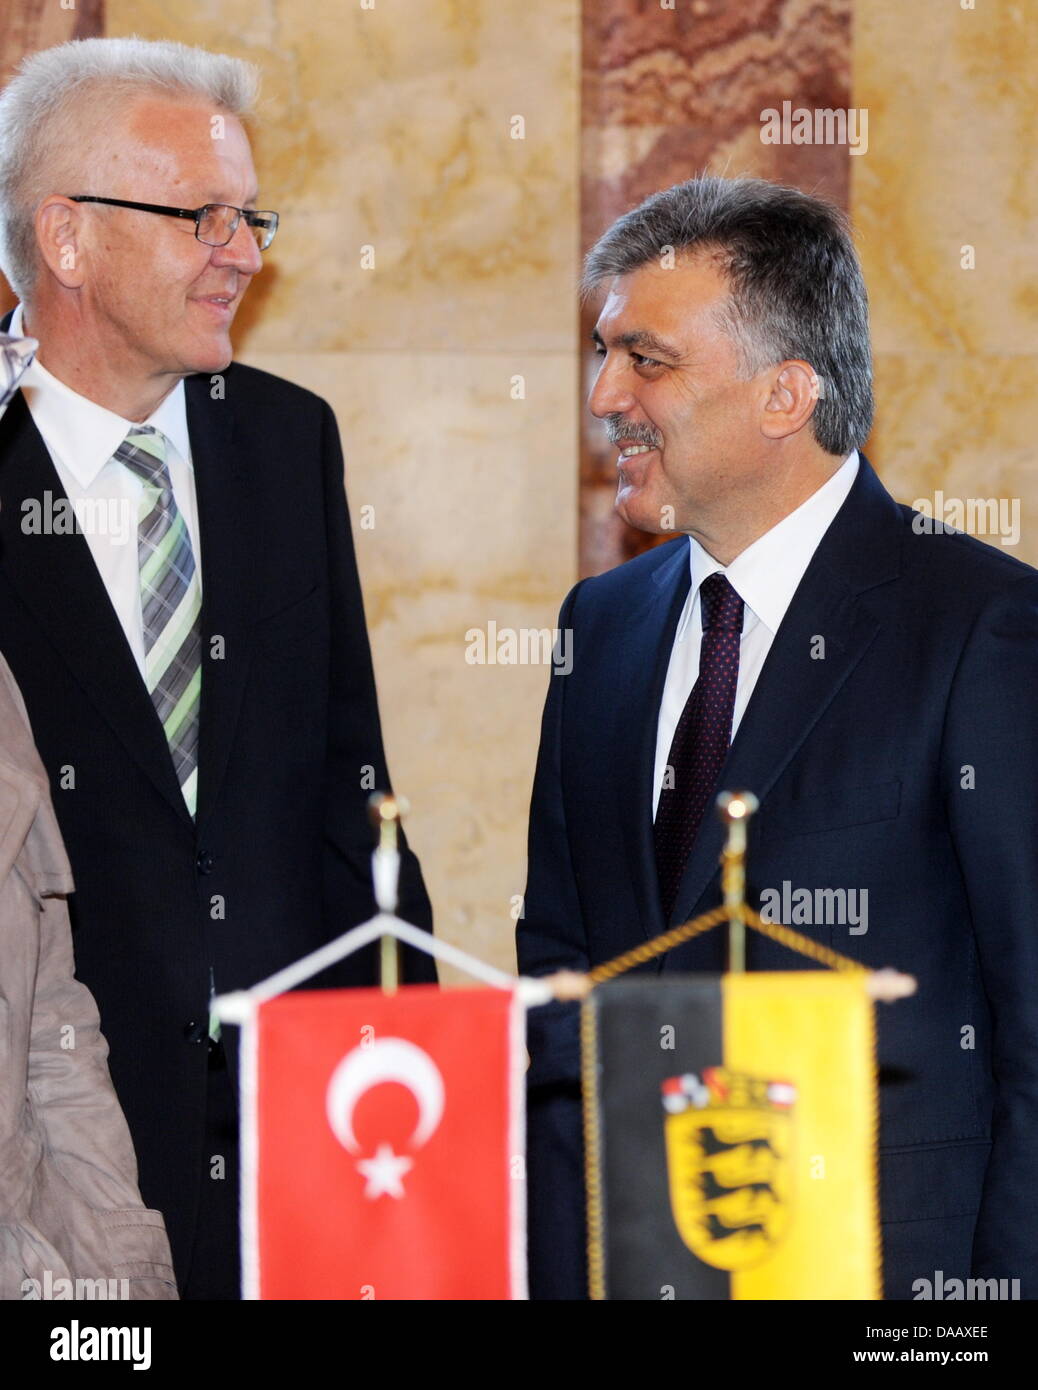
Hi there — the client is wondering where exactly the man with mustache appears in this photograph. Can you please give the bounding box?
[518,175,1038,1299]
[0,38,434,1298]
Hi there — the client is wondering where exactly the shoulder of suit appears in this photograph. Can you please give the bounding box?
[186,362,330,416]
[895,500,1038,596]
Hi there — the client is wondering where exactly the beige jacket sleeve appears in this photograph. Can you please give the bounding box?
[0,656,177,1300]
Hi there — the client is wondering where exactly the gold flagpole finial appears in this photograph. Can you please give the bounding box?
[368,792,410,850]
[716,790,759,974]
[368,792,410,994]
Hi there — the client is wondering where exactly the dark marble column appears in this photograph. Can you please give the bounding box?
[580,0,853,576]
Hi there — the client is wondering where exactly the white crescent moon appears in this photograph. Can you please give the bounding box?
[326,1037,445,1154]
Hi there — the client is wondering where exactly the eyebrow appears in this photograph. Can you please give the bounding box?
[590,327,682,362]
[201,191,262,206]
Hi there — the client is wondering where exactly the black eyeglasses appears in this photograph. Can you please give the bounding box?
[67,196,279,251]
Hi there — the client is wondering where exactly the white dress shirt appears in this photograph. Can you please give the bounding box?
[652,452,860,817]
[9,303,202,680]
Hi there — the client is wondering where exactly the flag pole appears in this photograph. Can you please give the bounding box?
[716,790,758,973]
[368,792,406,994]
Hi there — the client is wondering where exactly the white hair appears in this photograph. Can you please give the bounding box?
[0,36,259,301]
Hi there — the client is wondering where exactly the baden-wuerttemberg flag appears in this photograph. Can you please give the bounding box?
[583,972,880,1299]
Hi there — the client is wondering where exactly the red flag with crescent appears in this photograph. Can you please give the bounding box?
[242,985,525,1299]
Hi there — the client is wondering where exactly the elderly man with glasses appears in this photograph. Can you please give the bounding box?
[0,37,434,1299]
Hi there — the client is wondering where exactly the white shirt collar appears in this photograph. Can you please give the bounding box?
[10,302,192,484]
[687,450,860,634]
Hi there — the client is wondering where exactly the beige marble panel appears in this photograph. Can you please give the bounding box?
[854,0,1037,357]
[854,0,1038,564]
[872,353,1037,564]
[110,0,578,356]
[248,349,577,973]
[107,2,582,979]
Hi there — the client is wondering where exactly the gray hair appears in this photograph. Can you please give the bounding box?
[583,176,874,456]
[0,37,259,301]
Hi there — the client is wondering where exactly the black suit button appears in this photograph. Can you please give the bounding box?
[183,1020,207,1043]
[196,850,214,875]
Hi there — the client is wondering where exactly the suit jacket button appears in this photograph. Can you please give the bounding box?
[196,850,214,875]
[183,1020,207,1043]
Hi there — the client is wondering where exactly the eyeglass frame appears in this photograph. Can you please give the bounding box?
[66,196,279,250]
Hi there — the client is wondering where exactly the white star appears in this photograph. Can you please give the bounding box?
[356,1143,413,1200]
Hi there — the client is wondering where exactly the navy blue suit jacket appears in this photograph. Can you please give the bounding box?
[0,348,435,1283]
[518,456,1038,1300]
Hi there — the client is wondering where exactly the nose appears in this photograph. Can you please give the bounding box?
[212,215,263,275]
[588,355,635,420]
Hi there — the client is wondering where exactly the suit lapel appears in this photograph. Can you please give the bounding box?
[611,539,691,943]
[0,363,264,831]
[667,457,903,926]
[0,392,192,821]
[187,372,256,828]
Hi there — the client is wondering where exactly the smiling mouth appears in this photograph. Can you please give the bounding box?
[191,294,239,324]
[615,439,661,471]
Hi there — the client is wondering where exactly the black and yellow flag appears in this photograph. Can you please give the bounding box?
[582,972,880,1299]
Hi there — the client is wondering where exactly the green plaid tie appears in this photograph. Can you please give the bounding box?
[116,427,202,817]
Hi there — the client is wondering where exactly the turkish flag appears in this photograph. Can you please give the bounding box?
[242,985,525,1299]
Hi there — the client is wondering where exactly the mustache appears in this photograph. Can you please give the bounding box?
[603,414,662,450]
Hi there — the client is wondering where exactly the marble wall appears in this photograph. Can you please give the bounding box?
[853,0,1038,567]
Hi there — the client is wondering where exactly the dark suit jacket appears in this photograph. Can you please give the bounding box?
[518,455,1038,1300]
[0,343,435,1284]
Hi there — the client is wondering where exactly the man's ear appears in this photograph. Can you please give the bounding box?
[35,196,87,289]
[760,360,822,441]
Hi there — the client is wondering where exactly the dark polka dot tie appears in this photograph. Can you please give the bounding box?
[654,571,744,921]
